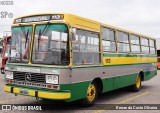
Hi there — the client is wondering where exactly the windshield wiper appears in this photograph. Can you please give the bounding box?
[37,22,50,50]
[20,26,30,49]
[25,29,29,48]
[38,29,42,50]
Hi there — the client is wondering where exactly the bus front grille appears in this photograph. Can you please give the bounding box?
[13,72,45,83]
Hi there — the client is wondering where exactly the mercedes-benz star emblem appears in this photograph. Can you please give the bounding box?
[25,73,31,82]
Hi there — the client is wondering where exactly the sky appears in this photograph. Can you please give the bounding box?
[0,0,160,39]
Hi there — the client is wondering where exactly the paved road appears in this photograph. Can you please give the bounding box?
[0,70,160,113]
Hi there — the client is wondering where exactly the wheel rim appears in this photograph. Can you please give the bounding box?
[87,84,96,102]
[136,77,141,89]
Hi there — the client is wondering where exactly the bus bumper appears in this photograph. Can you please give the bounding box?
[4,85,71,100]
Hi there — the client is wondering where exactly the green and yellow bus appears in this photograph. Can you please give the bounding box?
[4,13,157,106]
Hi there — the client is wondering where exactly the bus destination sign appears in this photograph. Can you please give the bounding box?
[14,14,64,23]
[22,15,50,23]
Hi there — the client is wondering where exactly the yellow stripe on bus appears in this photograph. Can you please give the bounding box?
[103,57,157,65]
[38,91,71,99]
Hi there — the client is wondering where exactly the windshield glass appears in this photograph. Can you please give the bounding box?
[4,44,10,57]
[10,26,32,63]
[32,24,69,65]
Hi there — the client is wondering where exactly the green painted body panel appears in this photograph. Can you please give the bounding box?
[144,70,157,81]
[102,78,114,92]
[60,81,90,102]
[113,74,137,89]
[102,73,137,92]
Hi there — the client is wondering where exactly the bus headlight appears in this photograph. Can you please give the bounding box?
[5,71,13,79]
[46,75,58,84]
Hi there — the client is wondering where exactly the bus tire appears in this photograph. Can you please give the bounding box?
[130,75,142,92]
[80,81,98,106]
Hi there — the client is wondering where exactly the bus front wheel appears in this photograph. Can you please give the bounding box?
[130,75,142,92]
[80,82,98,106]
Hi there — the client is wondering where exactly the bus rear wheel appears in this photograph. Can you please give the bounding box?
[130,75,142,92]
[80,82,98,106]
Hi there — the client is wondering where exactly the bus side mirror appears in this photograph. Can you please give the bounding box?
[70,28,76,41]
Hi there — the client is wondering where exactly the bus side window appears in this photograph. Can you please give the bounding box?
[101,27,116,52]
[72,29,100,65]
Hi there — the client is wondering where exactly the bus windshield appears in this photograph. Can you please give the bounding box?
[10,26,32,63]
[32,24,69,65]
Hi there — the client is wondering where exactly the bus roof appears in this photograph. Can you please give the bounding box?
[14,13,101,32]
[14,13,156,40]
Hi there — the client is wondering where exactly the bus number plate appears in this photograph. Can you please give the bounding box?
[20,89,28,95]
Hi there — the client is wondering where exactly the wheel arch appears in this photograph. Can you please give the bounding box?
[92,77,103,94]
[139,71,144,81]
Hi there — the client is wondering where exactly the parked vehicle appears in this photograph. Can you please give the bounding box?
[1,36,11,74]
